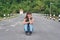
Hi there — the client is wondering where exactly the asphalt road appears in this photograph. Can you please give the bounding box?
[0,13,60,40]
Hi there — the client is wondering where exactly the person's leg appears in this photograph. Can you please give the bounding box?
[29,24,33,33]
[24,24,29,35]
[27,23,30,32]
[24,24,28,32]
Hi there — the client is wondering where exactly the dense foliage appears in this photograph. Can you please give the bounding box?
[0,0,60,17]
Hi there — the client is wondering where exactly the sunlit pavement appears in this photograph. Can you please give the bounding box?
[0,13,60,40]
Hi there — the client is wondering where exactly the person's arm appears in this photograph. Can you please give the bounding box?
[29,19,34,24]
[23,19,29,24]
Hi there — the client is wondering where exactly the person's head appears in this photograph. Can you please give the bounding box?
[25,12,32,19]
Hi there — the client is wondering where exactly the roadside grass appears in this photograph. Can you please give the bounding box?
[0,17,3,21]
[0,14,20,21]
[46,16,59,21]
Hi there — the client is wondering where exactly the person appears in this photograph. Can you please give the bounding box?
[23,12,34,35]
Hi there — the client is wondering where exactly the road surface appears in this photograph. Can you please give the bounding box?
[0,13,60,40]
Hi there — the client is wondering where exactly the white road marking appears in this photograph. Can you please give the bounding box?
[10,25,15,27]
[5,29,9,32]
